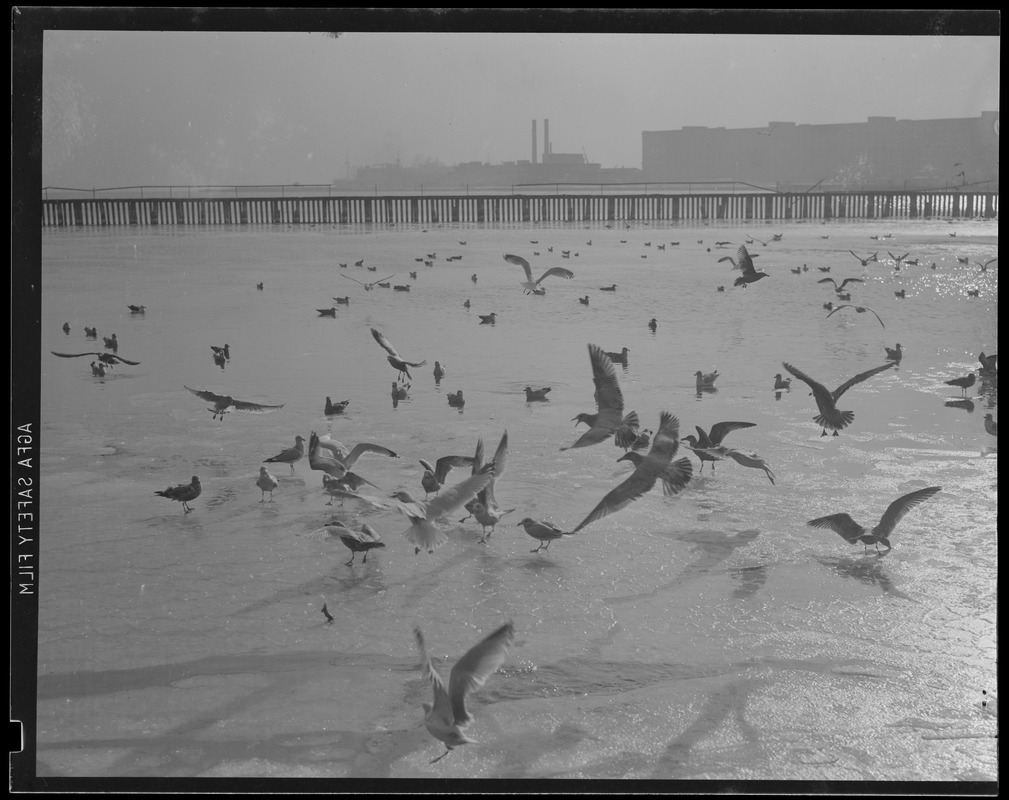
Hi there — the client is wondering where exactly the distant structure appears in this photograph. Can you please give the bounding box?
[642,112,999,192]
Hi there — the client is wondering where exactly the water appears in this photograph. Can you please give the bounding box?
[31,218,997,782]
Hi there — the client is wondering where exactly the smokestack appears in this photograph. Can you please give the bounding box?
[531,120,537,165]
[543,118,550,161]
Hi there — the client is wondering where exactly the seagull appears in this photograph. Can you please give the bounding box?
[90,361,106,377]
[599,284,617,291]
[128,304,146,314]
[783,361,895,437]
[413,621,515,763]
[894,289,906,298]
[84,326,97,338]
[773,374,792,391]
[371,327,427,381]
[503,253,575,294]
[682,442,775,484]
[984,413,997,436]
[694,370,719,389]
[317,308,337,317]
[103,334,119,351]
[342,273,396,291]
[461,432,514,541]
[849,250,879,266]
[155,476,202,514]
[433,362,446,384]
[445,390,465,409]
[606,347,630,367]
[256,466,279,502]
[51,351,141,368]
[825,304,886,328]
[183,386,285,421]
[524,386,551,402]
[747,234,772,247]
[730,245,769,287]
[579,296,590,305]
[325,397,350,415]
[517,518,571,553]
[807,486,941,553]
[419,455,475,497]
[944,373,976,396]
[264,435,306,474]
[321,471,383,505]
[333,296,351,305]
[62,322,70,334]
[308,431,398,480]
[973,258,997,272]
[978,352,997,374]
[391,382,410,402]
[680,421,756,475]
[391,462,496,554]
[210,344,230,359]
[818,277,864,294]
[213,351,226,369]
[563,343,639,451]
[478,312,497,325]
[570,411,692,533]
[884,344,903,363]
[308,522,386,566]
[648,318,657,332]
[887,251,910,269]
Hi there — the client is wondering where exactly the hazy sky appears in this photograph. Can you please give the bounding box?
[37,19,1000,188]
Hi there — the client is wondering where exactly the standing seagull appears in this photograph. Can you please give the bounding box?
[503,253,575,294]
[944,372,976,396]
[570,411,693,533]
[413,621,515,763]
[517,518,571,553]
[563,344,639,451]
[730,245,769,287]
[371,328,427,381]
[256,466,279,502]
[155,476,202,514]
[807,486,941,553]
[184,386,285,421]
[783,361,895,437]
[264,435,306,474]
[391,463,496,554]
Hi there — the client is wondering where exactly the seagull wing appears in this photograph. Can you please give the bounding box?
[414,626,452,725]
[806,513,866,544]
[342,274,369,287]
[818,278,839,290]
[831,361,895,401]
[570,465,657,533]
[708,421,757,446]
[736,245,756,277]
[230,399,285,412]
[782,363,835,414]
[563,344,625,449]
[425,463,495,519]
[647,412,682,460]
[184,386,227,403]
[343,442,400,469]
[536,267,575,285]
[839,278,864,290]
[434,454,476,483]
[448,621,515,727]
[714,447,776,484]
[503,253,534,283]
[875,486,941,538]
[371,328,402,359]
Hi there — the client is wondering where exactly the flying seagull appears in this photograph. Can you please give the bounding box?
[51,351,141,368]
[502,253,575,294]
[371,328,427,381]
[783,361,895,437]
[563,343,639,451]
[807,486,941,553]
[183,386,285,421]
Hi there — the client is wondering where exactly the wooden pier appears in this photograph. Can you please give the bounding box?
[41,191,997,228]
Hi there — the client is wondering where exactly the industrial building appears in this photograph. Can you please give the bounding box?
[642,112,999,192]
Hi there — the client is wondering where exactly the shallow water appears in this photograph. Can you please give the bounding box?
[30,217,997,782]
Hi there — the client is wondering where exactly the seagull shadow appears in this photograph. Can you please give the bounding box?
[814,554,912,599]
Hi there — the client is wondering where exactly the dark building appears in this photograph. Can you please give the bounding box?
[642,112,998,192]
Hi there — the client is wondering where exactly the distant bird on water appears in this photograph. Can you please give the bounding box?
[599,284,617,291]
[90,361,106,377]
[783,361,895,437]
[569,411,692,534]
[884,343,903,363]
[518,518,571,553]
[103,333,119,352]
[413,621,515,763]
[256,466,279,502]
[503,253,574,294]
[325,397,350,415]
[695,370,719,390]
[524,386,551,402]
[579,295,590,305]
[184,386,285,421]
[264,435,306,474]
[155,476,202,514]
[648,318,657,332]
[773,373,792,391]
[807,486,941,553]
[371,328,427,382]
[826,304,886,328]
[128,304,146,314]
[478,312,497,325]
[62,322,70,334]
[210,344,230,359]
[944,372,976,396]
[563,343,640,451]
[606,347,630,367]
[84,326,97,339]
[433,361,446,383]
[448,390,465,408]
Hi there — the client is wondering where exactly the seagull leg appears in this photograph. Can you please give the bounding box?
[345,554,356,567]
[430,748,452,764]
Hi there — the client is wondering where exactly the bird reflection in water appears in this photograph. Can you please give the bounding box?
[815,555,910,599]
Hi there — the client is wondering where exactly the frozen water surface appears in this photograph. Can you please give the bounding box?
[32,218,996,782]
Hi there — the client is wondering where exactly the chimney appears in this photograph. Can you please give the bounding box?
[531,120,537,165]
[543,118,550,161]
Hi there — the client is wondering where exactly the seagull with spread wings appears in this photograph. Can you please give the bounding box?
[570,411,693,534]
[184,386,285,421]
[342,273,397,291]
[783,361,895,437]
[848,250,879,266]
[371,327,427,381]
[413,621,515,763]
[807,486,941,553]
[51,351,141,368]
[563,344,640,451]
[503,253,575,294]
[680,421,756,475]
[825,304,886,328]
[818,277,865,294]
[460,431,514,541]
[308,431,398,481]
[728,244,769,287]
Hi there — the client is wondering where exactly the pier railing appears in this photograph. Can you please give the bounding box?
[41,190,997,228]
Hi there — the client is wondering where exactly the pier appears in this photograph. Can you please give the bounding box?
[41,190,997,228]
